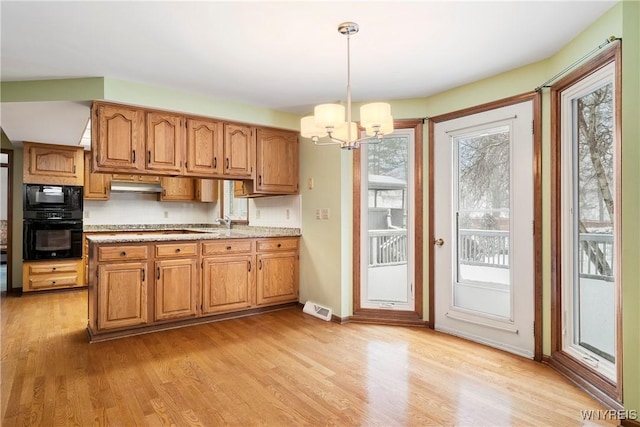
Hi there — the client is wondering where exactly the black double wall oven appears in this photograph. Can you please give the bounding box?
[23,184,83,261]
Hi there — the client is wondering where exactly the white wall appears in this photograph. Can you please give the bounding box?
[84,192,303,228]
[84,192,220,225]
[249,195,301,228]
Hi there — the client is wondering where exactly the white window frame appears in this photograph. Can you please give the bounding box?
[560,61,618,382]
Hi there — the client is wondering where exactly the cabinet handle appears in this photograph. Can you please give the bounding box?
[226,158,229,169]
[175,248,181,253]
[120,251,127,256]
[258,175,262,186]
[259,259,262,270]
[142,269,145,282]
[52,281,56,285]
[132,150,136,163]
[52,267,57,271]
[248,261,252,272]
[148,150,151,164]
[214,157,217,169]
[226,246,232,250]
[73,165,76,173]
[277,243,282,248]
[157,267,160,280]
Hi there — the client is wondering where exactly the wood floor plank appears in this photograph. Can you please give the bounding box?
[1,290,618,426]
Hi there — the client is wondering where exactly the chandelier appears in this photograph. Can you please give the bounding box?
[300,22,394,150]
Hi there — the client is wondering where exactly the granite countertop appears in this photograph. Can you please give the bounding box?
[85,224,301,244]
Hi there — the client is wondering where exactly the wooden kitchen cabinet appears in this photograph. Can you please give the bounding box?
[223,124,254,178]
[92,102,145,173]
[146,111,184,175]
[23,141,84,186]
[22,259,84,292]
[84,151,111,200]
[194,179,219,202]
[111,174,161,183]
[97,261,149,330]
[154,242,198,321]
[87,234,299,341]
[202,254,254,314]
[159,177,195,201]
[256,238,299,306]
[186,118,223,176]
[255,128,299,195]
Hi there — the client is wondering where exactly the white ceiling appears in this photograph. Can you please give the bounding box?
[0,0,617,145]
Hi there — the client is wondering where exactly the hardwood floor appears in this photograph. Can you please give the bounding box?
[1,290,615,426]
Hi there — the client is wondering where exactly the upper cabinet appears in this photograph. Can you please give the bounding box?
[92,103,144,173]
[23,141,84,186]
[146,112,184,175]
[91,101,298,196]
[84,152,110,200]
[255,128,299,194]
[186,118,223,176]
[223,124,254,178]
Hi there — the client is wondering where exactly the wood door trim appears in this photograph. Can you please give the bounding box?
[549,41,622,403]
[1,148,13,293]
[352,119,423,324]
[428,92,542,361]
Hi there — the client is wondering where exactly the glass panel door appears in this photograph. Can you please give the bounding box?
[454,126,511,318]
[361,129,414,310]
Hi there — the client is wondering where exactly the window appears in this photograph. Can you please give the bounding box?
[551,43,621,403]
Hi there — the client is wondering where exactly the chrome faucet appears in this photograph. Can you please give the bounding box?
[216,215,231,229]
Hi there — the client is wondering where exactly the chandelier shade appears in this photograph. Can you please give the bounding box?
[301,22,394,150]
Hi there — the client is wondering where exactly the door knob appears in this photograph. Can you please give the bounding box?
[434,238,445,246]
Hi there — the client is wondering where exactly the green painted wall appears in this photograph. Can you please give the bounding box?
[0,78,105,102]
[621,0,640,414]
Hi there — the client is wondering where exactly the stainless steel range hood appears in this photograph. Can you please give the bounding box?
[110,181,164,193]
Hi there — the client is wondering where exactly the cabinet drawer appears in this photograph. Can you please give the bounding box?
[155,242,198,258]
[28,261,80,275]
[256,238,299,252]
[29,274,80,290]
[98,245,148,261]
[201,240,252,255]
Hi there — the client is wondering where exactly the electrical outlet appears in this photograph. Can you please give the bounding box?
[285,209,290,220]
[84,210,90,219]
[164,211,169,219]
[256,209,261,220]
[307,178,314,190]
[321,208,330,220]
[316,208,321,220]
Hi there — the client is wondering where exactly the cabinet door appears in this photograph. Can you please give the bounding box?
[186,118,223,176]
[84,152,110,200]
[223,124,254,178]
[255,129,299,194]
[154,258,198,321]
[93,103,144,172]
[23,142,84,185]
[256,252,299,305]
[194,179,219,202]
[146,112,184,174]
[202,255,253,314]
[97,262,148,330]
[160,177,195,201]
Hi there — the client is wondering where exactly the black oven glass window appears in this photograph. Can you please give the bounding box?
[35,229,71,251]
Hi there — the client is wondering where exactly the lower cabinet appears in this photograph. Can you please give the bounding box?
[88,236,299,340]
[22,259,84,292]
[97,261,149,330]
[256,238,299,306]
[154,242,198,321]
[202,255,254,314]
